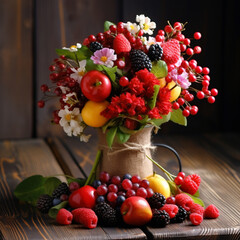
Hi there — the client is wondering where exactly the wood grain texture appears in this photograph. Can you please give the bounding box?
[0,0,33,139]
[36,0,119,138]
[0,139,109,239]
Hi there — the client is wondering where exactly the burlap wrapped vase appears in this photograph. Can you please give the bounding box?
[98,126,154,179]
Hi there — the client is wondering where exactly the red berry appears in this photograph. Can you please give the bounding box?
[49,65,56,71]
[175,193,194,211]
[180,44,187,52]
[183,38,191,45]
[124,118,138,130]
[69,182,80,192]
[180,174,201,195]
[138,29,144,36]
[140,179,149,189]
[97,185,108,196]
[190,203,205,215]
[126,189,136,198]
[99,171,110,183]
[204,204,220,219]
[189,59,197,69]
[202,80,210,87]
[122,179,132,190]
[177,172,185,178]
[166,196,176,204]
[208,96,215,104]
[131,175,141,184]
[186,48,194,55]
[40,84,49,92]
[190,213,203,225]
[58,63,66,69]
[190,106,198,115]
[146,188,154,198]
[132,183,140,191]
[108,184,118,193]
[195,66,202,73]
[197,91,205,99]
[56,209,73,225]
[117,22,124,33]
[109,24,117,33]
[38,100,45,108]
[202,67,210,75]
[111,176,121,185]
[168,64,175,72]
[160,204,179,219]
[194,32,202,40]
[116,59,126,69]
[176,34,185,41]
[173,22,182,31]
[181,60,189,69]
[158,30,165,36]
[182,109,190,117]
[107,192,118,202]
[174,176,184,185]
[194,46,202,54]
[203,75,210,81]
[211,88,218,96]
[172,102,180,110]
[155,35,164,42]
[119,76,129,87]
[177,97,185,105]
[88,34,96,42]
[60,194,69,201]
[136,187,148,198]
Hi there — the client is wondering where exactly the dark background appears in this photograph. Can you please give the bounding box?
[1,0,239,140]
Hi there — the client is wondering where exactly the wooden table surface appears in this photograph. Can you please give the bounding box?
[0,132,240,239]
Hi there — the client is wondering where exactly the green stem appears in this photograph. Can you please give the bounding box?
[146,155,176,181]
[84,150,102,186]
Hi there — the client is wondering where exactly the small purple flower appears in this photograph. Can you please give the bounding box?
[169,68,191,89]
[91,48,117,68]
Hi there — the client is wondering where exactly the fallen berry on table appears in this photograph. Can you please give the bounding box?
[56,209,73,225]
[190,203,204,215]
[204,204,220,219]
[189,213,203,225]
[175,193,194,211]
[160,204,179,219]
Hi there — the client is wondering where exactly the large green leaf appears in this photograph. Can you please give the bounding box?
[170,109,187,126]
[101,65,117,82]
[48,201,68,219]
[151,60,168,78]
[148,85,160,109]
[104,21,115,31]
[106,127,118,148]
[116,129,130,144]
[43,177,61,196]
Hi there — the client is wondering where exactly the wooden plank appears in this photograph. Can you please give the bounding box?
[36,0,119,138]
[0,139,109,239]
[147,134,240,239]
[0,0,33,139]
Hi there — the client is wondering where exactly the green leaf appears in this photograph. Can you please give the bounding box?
[170,109,187,126]
[14,175,47,205]
[119,126,139,135]
[193,189,200,197]
[106,127,118,148]
[48,201,68,219]
[167,180,179,196]
[43,177,61,196]
[148,85,160,109]
[185,193,205,207]
[56,49,76,60]
[101,65,117,82]
[116,129,130,144]
[151,60,168,78]
[85,59,102,71]
[104,21,115,31]
[150,112,171,127]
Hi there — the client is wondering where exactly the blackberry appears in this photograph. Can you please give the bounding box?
[150,209,170,228]
[171,206,188,223]
[94,202,118,227]
[52,182,70,198]
[89,41,103,52]
[129,49,152,72]
[148,193,166,209]
[36,194,53,213]
[148,44,163,61]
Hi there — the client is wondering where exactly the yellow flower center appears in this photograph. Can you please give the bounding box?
[78,70,85,76]
[70,45,77,49]
[143,24,150,30]
[130,25,135,30]
[100,56,108,62]
[65,114,72,121]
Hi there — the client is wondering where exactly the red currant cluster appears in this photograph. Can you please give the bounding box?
[93,172,154,207]
[160,22,218,117]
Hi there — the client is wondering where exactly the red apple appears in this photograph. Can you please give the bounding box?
[80,70,111,102]
[120,196,152,226]
[68,185,97,209]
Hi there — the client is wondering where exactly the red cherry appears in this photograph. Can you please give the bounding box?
[183,38,191,45]
[182,109,190,117]
[190,106,198,115]
[202,67,210,75]
[164,25,173,33]
[186,48,194,55]
[203,75,210,81]
[173,22,183,31]
[88,35,96,42]
[116,59,126,69]
[109,25,117,33]
[49,65,56,71]
[211,88,218,96]
[189,74,196,82]
[37,100,45,108]
[189,59,197,69]
[174,176,184,185]
[195,66,202,73]
[172,102,180,110]
[194,46,202,54]
[181,60,189,69]
[197,91,205,99]
[208,96,215,103]
[177,97,185,105]
[180,44,187,52]
[122,179,133,190]
[158,30,165,36]
[138,29,144,36]
[194,32,202,40]
[136,187,148,198]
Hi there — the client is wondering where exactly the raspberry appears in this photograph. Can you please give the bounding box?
[161,39,180,65]
[56,209,73,225]
[160,204,179,219]
[170,206,187,223]
[72,208,98,229]
[190,203,204,215]
[204,204,220,219]
[189,213,203,226]
[180,174,201,195]
[175,193,194,211]
[113,34,131,54]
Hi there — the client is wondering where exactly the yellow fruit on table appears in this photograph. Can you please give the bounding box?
[167,80,181,102]
[81,100,109,127]
[145,173,171,198]
[158,77,166,88]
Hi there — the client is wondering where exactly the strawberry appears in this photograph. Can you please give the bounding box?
[113,34,131,54]
[161,39,180,65]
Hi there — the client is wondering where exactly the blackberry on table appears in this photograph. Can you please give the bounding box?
[171,206,188,223]
[150,209,170,228]
[129,49,152,72]
[148,193,166,209]
[148,44,163,61]
[89,41,103,52]
[52,182,70,198]
[94,202,119,227]
[36,194,53,213]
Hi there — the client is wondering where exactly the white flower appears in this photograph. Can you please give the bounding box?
[124,22,140,34]
[136,14,156,35]
[62,43,81,52]
[63,92,77,103]
[59,86,70,94]
[70,60,87,83]
[80,134,91,142]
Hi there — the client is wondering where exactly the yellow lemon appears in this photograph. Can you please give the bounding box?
[81,100,109,127]
[145,173,171,198]
[167,81,181,102]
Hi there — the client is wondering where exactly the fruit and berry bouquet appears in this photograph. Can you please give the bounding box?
[38,14,218,146]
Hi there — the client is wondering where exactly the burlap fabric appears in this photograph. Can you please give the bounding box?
[97,126,154,178]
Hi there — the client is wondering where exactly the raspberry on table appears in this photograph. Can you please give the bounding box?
[175,193,194,211]
[72,208,98,229]
[190,203,204,215]
[204,204,220,219]
[189,213,203,225]
[56,209,73,225]
[160,204,179,219]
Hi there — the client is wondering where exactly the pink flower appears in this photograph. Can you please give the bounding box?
[91,48,117,68]
[169,68,191,89]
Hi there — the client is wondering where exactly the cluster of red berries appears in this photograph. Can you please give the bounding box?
[93,172,154,207]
